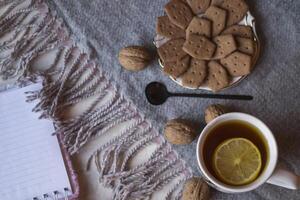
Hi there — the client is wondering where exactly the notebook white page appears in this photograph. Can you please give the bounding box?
[0,84,71,200]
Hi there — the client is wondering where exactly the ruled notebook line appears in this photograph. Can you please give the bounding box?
[0,84,71,200]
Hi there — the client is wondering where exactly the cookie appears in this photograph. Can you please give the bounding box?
[218,0,249,26]
[187,0,211,14]
[157,16,186,39]
[157,38,187,62]
[183,34,216,60]
[207,61,229,92]
[222,25,253,39]
[211,0,224,5]
[220,51,252,76]
[181,58,207,88]
[236,37,254,55]
[213,34,237,59]
[163,55,191,78]
[204,6,227,36]
[186,17,212,39]
[165,0,194,29]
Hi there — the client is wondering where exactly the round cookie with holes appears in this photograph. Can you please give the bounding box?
[155,0,260,92]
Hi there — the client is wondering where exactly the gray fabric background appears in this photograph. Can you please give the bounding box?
[50,0,300,199]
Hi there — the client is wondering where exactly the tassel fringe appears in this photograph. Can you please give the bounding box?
[0,0,193,199]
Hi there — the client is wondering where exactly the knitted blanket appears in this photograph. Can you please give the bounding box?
[0,0,299,199]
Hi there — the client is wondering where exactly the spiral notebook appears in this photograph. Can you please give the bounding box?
[0,84,79,200]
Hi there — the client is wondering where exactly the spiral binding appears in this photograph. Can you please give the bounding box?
[32,188,70,200]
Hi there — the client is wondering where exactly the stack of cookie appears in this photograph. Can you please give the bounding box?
[156,0,257,92]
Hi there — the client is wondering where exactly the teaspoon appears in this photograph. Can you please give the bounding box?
[145,82,253,105]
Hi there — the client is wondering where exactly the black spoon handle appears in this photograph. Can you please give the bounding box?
[170,92,253,101]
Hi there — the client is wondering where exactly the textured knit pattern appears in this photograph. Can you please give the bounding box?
[1,0,300,199]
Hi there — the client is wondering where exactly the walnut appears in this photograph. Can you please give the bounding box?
[118,46,152,71]
[164,119,197,145]
[205,104,227,124]
[182,177,210,200]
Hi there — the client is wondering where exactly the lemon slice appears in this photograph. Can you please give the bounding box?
[212,138,262,186]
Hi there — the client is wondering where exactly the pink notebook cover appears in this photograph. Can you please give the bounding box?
[58,134,80,200]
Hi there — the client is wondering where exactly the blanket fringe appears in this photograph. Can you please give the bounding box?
[0,1,193,199]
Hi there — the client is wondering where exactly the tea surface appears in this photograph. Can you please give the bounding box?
[202,120,269,185]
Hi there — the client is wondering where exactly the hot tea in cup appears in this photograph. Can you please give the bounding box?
[197,113,299,193]
[202,120,269,186]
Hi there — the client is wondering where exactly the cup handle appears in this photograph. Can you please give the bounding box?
[267,167,300,189]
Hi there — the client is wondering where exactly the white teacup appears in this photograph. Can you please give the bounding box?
[196,112,300,193]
